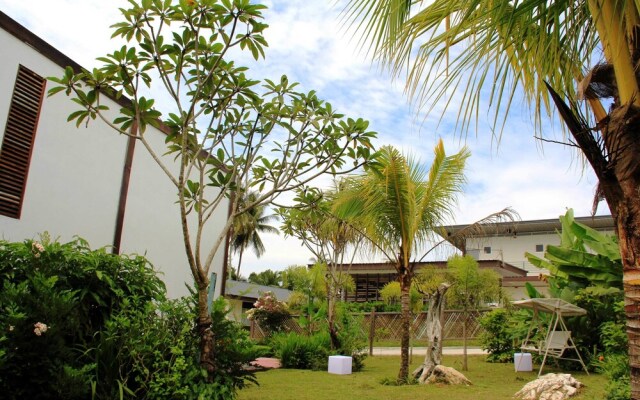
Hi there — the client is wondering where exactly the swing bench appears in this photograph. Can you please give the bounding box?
[512,298,589,376]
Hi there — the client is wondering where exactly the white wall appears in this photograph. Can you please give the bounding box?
[0,27,228,299]
[466,229,615,274]
[0,28,125,247]
[120,125,229,298]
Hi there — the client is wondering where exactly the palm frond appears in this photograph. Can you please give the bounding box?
[343,0,600,137]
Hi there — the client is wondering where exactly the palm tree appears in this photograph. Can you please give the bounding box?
[333,142,468,383]
[231,191,279,277]
[343,1,640,395]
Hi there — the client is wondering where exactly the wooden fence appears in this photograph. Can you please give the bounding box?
[250,310,489,342]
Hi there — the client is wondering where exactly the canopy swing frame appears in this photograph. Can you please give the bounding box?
[513,298,589,376]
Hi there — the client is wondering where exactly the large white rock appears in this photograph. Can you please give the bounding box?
[425,365,472,386]
[514,373,583,400]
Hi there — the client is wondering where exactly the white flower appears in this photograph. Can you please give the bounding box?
[33,322,48,336]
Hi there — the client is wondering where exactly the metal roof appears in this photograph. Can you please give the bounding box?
[224,279,293,302]
[440,215,614,237]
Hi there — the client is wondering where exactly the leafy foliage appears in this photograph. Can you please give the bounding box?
[248,269,283,287]
[0,236,259,400]
[246,291,291,334]
[48,0,378,374]
[270,332,330,370]
[0,235,163,399]
[379,281,423,313]
[478,309,514,363]
[526,209,622,294]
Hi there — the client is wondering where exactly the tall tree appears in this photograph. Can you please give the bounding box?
[231,190,279,277]
[333,142,468,383]
[50,0,377,379]
[342,1,640,395]
[280,187,362,349]
[248,269,283,287]
[446,255,501,371]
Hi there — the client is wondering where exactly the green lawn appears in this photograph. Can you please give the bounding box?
[238,355,608,400]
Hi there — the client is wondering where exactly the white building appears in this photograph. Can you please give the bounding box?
[0,11,228,299]
[440,214,616,275]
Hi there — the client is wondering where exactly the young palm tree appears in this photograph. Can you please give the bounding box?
[231,191,279,276]
[333,142,468,383]
[343,1,640,395]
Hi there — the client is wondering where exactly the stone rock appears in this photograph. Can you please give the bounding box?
[514,373,583,400]
[425,365,472,385]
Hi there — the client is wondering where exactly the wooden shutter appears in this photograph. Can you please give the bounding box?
[0,65,46,219]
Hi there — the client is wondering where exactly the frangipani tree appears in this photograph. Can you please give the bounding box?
[333,142,468,383]
[49,0,377,376]
[279,187,363,349]
[342,1,640,394]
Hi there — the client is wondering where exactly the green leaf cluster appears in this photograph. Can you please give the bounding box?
[526,208,622,297]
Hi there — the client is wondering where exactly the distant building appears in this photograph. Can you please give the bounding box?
[341,260,545,302]
[0,12,228,299]
[224,279,293,326]
[337,215,615,302]
[439,214,615,275]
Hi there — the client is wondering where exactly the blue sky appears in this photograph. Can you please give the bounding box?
[1,0,605,275]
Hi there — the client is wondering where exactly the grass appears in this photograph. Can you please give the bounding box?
[238,355,608,400]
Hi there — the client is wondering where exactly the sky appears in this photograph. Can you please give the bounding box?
[0,0,605,276]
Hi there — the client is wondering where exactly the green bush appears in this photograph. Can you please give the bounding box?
[333,303,368,371]
[596,353,630,400]
[478,308,515,363]
[247,291,291,334]
[0,236,165,399]
[0,236,259,400]
[270,332,330,369]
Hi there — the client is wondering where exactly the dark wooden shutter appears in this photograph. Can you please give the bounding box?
[0,65,46,219]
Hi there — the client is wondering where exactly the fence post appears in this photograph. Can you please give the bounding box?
[369,309,376,356]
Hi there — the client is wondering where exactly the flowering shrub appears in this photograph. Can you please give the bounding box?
[0,235,165,400]
[33,322,48,336]
[246,291,291,334]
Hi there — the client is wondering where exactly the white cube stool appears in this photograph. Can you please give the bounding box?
[328,355,352,375]
[514,352,533,372]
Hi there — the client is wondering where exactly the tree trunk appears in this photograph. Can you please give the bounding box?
[413,282,451,383]
[616,180,640,400]
[328,280,340,350]
[236,247,245,278]
[462,306,468,371]
[593,106,640,399]
[398,272,412,383]
[197,284,215,377]
[548,83,640,399]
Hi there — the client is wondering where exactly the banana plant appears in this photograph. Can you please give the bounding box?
[526,209,622,291]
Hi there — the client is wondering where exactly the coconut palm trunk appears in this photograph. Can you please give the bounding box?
[617,192,640,399]
[547,73,640,398]
[398,265,412,382]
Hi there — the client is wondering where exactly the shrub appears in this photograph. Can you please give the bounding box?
[478,308,515,363]
[333,303,368,371]
[270,332,330,369]
[0,235,165,400]
[0,236,259,400]
[595,353,630,400]
[246,291,291,334]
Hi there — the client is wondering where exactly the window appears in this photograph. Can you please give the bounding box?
[0,65,46,219]
[483,246,492,254]
[536,244,544,252]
